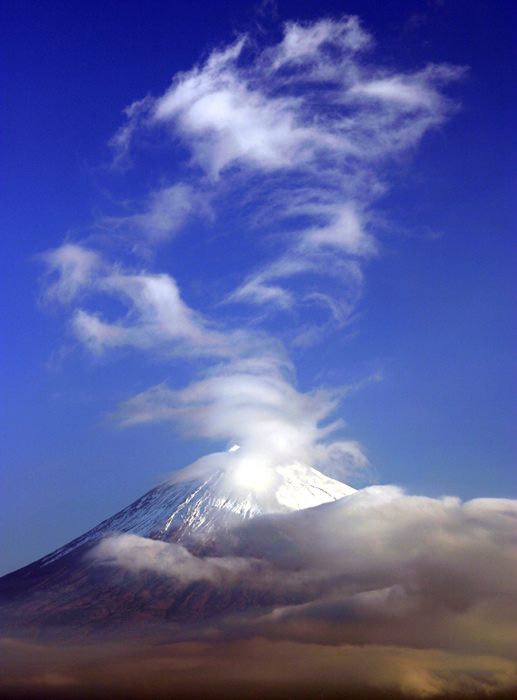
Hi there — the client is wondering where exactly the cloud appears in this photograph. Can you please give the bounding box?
[41,241,370,484]
[227,207,368,319]
[108,94,155,167]
[22,15,514,699]
[106,16,464,323]
[231,487,517,598]
[84,485,517,663]
[41,244,230,357]
[40,15,466,359]
[146,18,377,176]
[151,38,311,176]
[300,205,376,255]
[73,486,517,696]
[41,15,466,354]
[75,271,228,356]
[349,64,464,110]
[1,636,515,700]
[209,487,517,658]
[36,15,470,513]
[111,353,368,483]
[40,244,104,305]
[90,534,268,587]
[101,183,212,252]
[53,485,515,699]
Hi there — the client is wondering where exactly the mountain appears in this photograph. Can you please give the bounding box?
[0,454,354,640]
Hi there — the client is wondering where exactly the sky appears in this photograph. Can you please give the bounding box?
[1,0,516,577]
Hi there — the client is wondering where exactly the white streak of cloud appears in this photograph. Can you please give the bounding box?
[112,354,367,482]
[40,244,104,305]
[90,534,268,586]
[102,183,212,249]
[42,244,229,357]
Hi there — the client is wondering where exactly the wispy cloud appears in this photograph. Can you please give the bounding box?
[40,244,105,305]
[43,16,465,335]
[98,183,213,258]
[112,354,368,482]
[39,15,465,481]
[42,244,230,357]
[109,16,464,321]
[90,534,269,586]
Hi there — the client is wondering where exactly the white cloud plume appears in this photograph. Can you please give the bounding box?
[41,241,370,483]
[108,16,464,322]
[112,354,367,482]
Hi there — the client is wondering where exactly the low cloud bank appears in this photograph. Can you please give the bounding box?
[1,637,515,700]
[3,487,516,698]
[89,486,517,662]
[90,534,269,587]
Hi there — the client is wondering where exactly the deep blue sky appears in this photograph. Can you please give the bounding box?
[1,0,515,575]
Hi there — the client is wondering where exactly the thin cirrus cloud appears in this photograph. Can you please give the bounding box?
[40,243,105,305]
[106,16,465,320]
[43,16,465,336]
[39,16,464,481]
[41,243,229,357]
[100,183,213,253]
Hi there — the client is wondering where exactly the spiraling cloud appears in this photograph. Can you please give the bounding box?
[39,16,464,487]
[109,15,465,321]
[112,355,368,482]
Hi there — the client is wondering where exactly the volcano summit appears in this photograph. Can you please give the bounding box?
[1,453,515,700]
[0,452,355,639]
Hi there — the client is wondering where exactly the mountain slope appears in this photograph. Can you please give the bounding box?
[0,458,354,639]
[37,459,354,567]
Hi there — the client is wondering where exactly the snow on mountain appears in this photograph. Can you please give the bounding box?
[0,449,356,639]
[38,453,355,568]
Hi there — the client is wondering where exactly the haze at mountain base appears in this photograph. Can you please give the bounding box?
[1,459,515,698]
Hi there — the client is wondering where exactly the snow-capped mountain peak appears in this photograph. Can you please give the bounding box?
[38,455,355,567]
